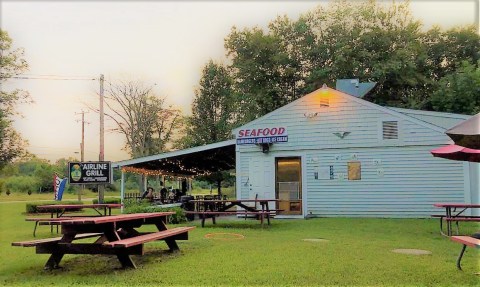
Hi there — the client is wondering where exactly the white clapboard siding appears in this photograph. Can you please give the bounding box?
[234,87,472,218]
[388,107,470,129]
[236,88,450,154]
[304,146,465,218]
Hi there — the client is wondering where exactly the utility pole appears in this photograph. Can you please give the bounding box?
[98,74,105,203]
[75,110,89,202]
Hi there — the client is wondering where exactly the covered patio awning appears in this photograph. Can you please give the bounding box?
[112,139,236,176]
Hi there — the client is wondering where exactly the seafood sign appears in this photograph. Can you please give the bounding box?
[236,127,288,145]
[68,162,112,184]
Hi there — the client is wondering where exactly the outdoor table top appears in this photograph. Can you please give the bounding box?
[43,212,175,225]
[433,203,480,208]
[37,203,122,210]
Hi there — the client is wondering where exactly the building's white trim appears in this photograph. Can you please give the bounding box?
[387,107,470,120]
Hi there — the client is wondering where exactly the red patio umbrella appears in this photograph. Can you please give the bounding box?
[446,113,480,149]
[430,144,480,163]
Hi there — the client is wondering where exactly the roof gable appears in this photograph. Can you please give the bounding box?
[233,86,447,135]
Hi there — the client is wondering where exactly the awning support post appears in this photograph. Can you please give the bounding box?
[120,170,125,213]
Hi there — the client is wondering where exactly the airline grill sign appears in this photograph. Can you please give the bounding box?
[236,127,288,145]
[68,162,112,185]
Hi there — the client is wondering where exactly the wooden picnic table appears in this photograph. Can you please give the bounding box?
[37,203,122,217]
[13,212,195,269]
[188,199,280,227]
[29,203,123,236]
[433,203,480,236]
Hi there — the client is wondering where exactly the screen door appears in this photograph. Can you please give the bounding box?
[275,157,302,215]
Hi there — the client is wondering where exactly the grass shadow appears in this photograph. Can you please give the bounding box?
[54,248,182,275]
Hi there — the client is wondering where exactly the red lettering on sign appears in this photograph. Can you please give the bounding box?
[238,127,286,138]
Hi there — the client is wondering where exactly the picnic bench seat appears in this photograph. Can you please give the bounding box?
[431,215,480,236]
[12,233,102,247]
[26,217,78,237]
[445,216,480,222]
[104,226,195,249]
[450,235,480,270]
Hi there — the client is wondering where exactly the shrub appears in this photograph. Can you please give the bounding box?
[0,179,5,194]
[4,176,39,194]
[26,201,83,214]
[123,199,186,224]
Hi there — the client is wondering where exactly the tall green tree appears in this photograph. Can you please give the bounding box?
[223,0,480,115]
[430,61,480,115]
[225,21,309,122]
[0,29,31,169]
[181,61,235,148]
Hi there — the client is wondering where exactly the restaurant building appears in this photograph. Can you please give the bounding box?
[232,86,478,218]
[114,85,479,218]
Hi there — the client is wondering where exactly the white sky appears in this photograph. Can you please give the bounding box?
[1,0,478,162]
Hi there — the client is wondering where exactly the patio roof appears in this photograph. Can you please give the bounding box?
[112,139,236,176]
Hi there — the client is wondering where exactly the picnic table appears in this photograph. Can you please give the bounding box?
[37,203,122,217]
[28,203,122,236]
[433,203,480,236]
[187,199,280,227]
[13,212,195,269]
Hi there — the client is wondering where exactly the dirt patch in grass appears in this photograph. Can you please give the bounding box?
[391,249,432,255]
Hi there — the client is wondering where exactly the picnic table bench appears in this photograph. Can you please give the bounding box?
[12,212,195,270]
[188,199,281,227]
[450,235,480,270]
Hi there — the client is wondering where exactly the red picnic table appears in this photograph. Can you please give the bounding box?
[29,203,122,236]
[433,203,480,236]
[13,212,195,269]
[37,203,122,217]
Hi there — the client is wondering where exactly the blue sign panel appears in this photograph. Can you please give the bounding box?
[237,136,288,145]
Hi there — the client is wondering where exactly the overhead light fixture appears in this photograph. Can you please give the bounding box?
[260,143,271,154]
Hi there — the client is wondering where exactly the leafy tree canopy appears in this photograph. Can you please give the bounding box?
[0,29,31,169]
[223,0,479,115]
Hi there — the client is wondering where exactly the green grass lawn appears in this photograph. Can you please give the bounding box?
[0,200,478,286]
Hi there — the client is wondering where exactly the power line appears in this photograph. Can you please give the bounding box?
[11,75,97,81]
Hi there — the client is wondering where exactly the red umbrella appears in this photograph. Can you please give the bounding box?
[430,144,480,163]
[446,113,480,149]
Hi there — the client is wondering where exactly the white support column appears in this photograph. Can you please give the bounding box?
[120,170,125,213]
[143,174,147,191]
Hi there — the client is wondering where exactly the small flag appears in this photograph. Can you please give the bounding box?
[54,174,67,201]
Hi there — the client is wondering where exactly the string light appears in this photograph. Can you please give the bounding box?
[121,166,211,179]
